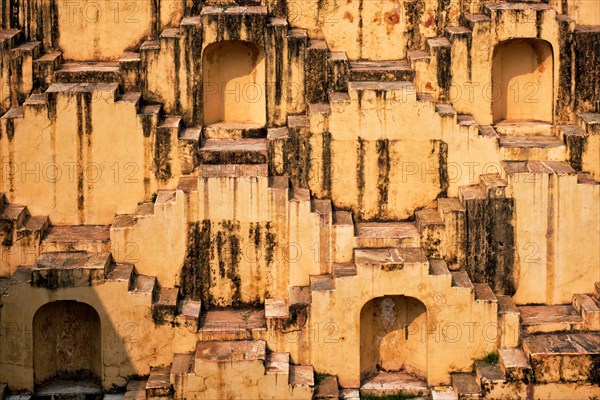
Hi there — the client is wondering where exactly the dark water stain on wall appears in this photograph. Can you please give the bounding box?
[376,139,390,219]
[465,196,516,295]
[180,221,212,307]
[436,140,449,197]
[322,131,332,196]
[574,28,600,114]
[356,137,366,220]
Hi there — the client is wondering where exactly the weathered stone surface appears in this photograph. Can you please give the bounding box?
[32,251,111,289]
[314,375,338,398]
[195,340,266,363]
[361,372,429,397]
[451,373,480,399]
[355,222,420,248]
[499,348,532,382]
[523,333,600,383]
[519,305,584,334]
[198,308,266,341]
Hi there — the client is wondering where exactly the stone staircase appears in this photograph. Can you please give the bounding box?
[108,340,314,400]
[0,193,48,277]
[445,284,600,399]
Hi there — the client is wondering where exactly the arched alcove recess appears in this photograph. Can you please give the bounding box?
[202,40,266,127]
[360,296,427,381]
[492,39,554,124]
[33,301,102,385]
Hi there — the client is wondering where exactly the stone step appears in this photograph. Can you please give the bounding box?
[360,371,429,398]
[499,135,566,161]
[426,36,451,51]
[478,173,507,198]
[46,82,120,101]
[105,263,134,284]
[151,286,179,324]
[332,211,354,263]
[347,81,417,103]
[194,339,266,371]
[478,125,498,139]
[41,225,111,253]
[436,105,457,118]
[327,51,348,92]
[348,60,415,82]
[498,348,532,381]
[140,40,160,52]
[578,172,600,185]
[1,203,28,229]
[15,41,41,59]
[177,175,199,193]
[431,386,458,400]
[407,50,430,64]
[458,184,486,203]
[572,293,600,330]
[176,298,202,331]
[518,305,584,334]
[332,262,357,278]
[35,379,103,399]
[450,270,474,290]
[130,274,157,295]
[483,1,553,15]
[354,222,420,248]
[445,26,472,41]
[199,138,269,164]
[314,375,338,399]
[494,120,554,136]
[312,198,332,215]
[416,92,435,103]
[306,40,328,103]
[578,112,600,134]
[310,274,335,291]
[496,295,520,348]
[117,92,142,113]
[436,197,466,270]
[146,366,171,398]
[197,308,266,341]
[473,283,497,303]
[0,29,22,47]
[428,258,451,277]
[32,251,112,288]
[33,51,63,90]
[289,365,314,388]
[124,380,147,400]
[451,373,481,399]
[203,121,266,139]
[522,332,600,383]
[155,190,177,206]
[473,361,505,393]
[54,61,121,84]
[415,208,445,258]
[355,247,428,272]
[557,123,586,142]
[265,352,290,376]
[265,298,290,325]
[503,159,578,177]
[289,286,312,305]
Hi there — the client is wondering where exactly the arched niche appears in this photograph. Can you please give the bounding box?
[202,40,266,127]
[33,300,102,385]
[360,295,428,381]
[492,39,554,124]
